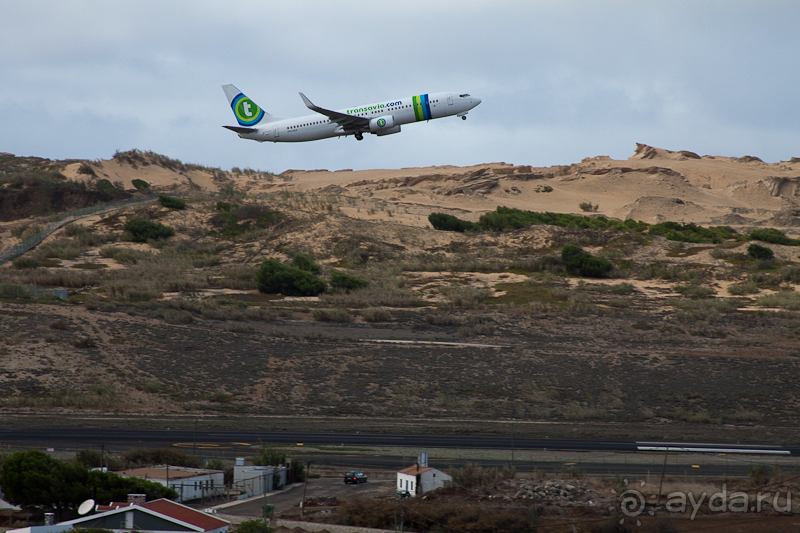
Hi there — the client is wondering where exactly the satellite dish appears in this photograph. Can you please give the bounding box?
[78,499,95,516]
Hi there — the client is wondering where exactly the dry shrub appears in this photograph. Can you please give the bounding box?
[312,308,353,322]
[0,267,98,288]
[755,291,800,310]
[723,409,763,423]
[509,254,563,273]
[320,284,423,308]
[673,298,736,323]
[425,311,467,326]
[151,309,193,324]
[200,301,248,321]
[560,401,606,420]
[34,237,86,260]
[336,497,531,533]
[748,464,773,486]
[457,322,495,338]
[71,335,97,349]
[106,281,163,302]
[521,381,553,403]
[217,265,258,290]
[226,321,255,333]
[567,293,596,315]
[448,463,516,490]
[360,307,391,322]
[49,319,69,330]
[245,307,277,321]
[100,246,154,264]
[440,285,491,308]
[13,223,44,240]
[3,333,23,346]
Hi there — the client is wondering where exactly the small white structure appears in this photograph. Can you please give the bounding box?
[233,458,287,499]
[116,466,224,503]
[397,465,453,496]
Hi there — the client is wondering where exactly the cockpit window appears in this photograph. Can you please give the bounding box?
[459,94,470,97]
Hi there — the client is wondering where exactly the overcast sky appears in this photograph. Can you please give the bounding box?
[1,1,798,174]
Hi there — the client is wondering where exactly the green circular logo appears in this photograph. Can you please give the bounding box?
[233,95,264,126]
[377,118,386,128]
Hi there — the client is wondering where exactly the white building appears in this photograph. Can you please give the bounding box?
[116,466,224,503]
[397,465,452,496]
[233,458,287,499]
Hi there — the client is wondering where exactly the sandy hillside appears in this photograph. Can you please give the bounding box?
[59,144,800,231]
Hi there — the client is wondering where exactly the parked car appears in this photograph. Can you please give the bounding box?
[344,471,368,484]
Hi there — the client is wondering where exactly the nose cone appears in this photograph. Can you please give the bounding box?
[472,96,481,108]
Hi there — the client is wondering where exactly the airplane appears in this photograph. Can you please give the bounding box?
[221,84,481,143]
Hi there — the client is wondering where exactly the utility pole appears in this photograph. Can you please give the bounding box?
[301,462,311,516]
[400,495,405,533]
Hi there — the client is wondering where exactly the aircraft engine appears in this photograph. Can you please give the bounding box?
[376,125,401,136]
[369,115,396,133]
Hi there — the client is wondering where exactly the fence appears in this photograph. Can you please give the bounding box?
[0,194,159,267]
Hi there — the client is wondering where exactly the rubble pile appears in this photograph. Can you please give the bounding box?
[513,480,596,503]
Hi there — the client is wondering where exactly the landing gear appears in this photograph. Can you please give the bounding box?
[355,132,363,141]
[461,115,467,120]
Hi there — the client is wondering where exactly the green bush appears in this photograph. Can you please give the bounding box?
[209,204,282,237]
[121,447,202,468]
[131,179,150,191]
[291,253,321,274]
[561,245,613,277]
[428,212,477,232]
[477,206,642,233]
[648,221,738,244]
[78,163,96,176]
[95,179,118,194]
[748,243,774,260]
[428,206,755,246]
[256,259,326,296]
[749,228,800,246]
[124,218,175,242]
[158,194,186,209]
[330,271,369,292]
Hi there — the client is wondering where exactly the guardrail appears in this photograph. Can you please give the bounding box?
[0,194,159,267]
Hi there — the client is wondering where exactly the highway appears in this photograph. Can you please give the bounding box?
[0,428,794,478]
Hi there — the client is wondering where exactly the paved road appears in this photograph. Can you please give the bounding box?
[215,477,395,519]
[4,427,793,454]
[0,427,641,453]
[0,427,790,478]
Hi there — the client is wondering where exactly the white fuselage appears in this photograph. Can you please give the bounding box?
[238,92,480,143]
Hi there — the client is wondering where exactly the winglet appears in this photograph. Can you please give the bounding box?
[299,92,319,112]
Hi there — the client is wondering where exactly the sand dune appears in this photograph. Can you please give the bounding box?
[56,144,800,232]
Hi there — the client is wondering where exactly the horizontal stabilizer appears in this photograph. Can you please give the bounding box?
[223,125,259,134]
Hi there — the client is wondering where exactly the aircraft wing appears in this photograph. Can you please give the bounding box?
[299,92,369,129]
